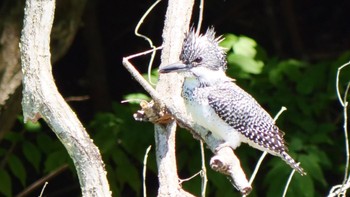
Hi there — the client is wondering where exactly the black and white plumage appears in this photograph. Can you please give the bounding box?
[159,27,306,175]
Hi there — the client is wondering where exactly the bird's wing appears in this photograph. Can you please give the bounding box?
[207,82,286,153]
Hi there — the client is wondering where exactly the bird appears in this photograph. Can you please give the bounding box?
[158,27,306,176]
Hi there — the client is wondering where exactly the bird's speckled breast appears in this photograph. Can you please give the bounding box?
[182,79,243,149]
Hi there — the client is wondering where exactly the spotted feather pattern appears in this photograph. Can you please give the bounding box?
[207,81,285,153]
[207,82,306,175]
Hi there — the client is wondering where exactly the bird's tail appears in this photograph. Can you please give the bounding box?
[280,151,306,176]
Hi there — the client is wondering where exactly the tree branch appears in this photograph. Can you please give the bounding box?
[20,0,111,196]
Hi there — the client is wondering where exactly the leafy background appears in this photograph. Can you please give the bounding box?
[1,0,350,196]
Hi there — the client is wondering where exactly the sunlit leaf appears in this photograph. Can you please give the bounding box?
[220,34,238,51]
[233,36,257,58]
[24,121,42,132]
[123,93,150,104]
[227,54,264,74]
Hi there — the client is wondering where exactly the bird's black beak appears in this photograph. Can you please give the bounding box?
[159,62,189,74]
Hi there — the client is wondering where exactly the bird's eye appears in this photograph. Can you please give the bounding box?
[193,57,202,64]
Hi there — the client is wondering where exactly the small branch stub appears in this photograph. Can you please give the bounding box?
[210,147,252,195]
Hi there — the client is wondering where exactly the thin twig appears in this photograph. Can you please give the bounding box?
[124,46,163,61]
[143,145,152,197]
[282,167,296,197]
[65,95,90,102]
[196,0,204,35]
[328,61,350,197]
[179,171,202,184]
[38,182,48,197]
[329,182,350,197]
[336,62,350,187]
[247,151,267,186]
[17,164,69,197]
[134,0,162,85]
[197,4,207,195]
[336,61,350,107]
[123,51,162,103]
[200,140,207,197]
[342,82,350,189]
[273,107,287,122]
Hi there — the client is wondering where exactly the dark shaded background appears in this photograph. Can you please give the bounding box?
[55,0,350,122]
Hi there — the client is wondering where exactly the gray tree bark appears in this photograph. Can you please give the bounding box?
[155,0,195,196]
[20,0,111,196]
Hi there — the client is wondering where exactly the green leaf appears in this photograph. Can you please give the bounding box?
[289,138,304,152]
[0,148,5,157]
[106,165,121,197]
[142,69,159,87]
[8,155,26,186]
[22,141,41,172]
[265,161,289,197]
[44,150,68,172]
[24,121,42,132]
[280,60,303,80]
[308,147,332,168]
[123,93,150,104]
[288,173,314,197]
[268,67,283,86]
[3,132,23,143]
[36,133,55,154]
[112,149,141,195]
[299,154,327,186]
[233,36,257,58]
[220,34,238,51]
[0,169,12,197]
[227,54,264,74]
[296,75,315,95]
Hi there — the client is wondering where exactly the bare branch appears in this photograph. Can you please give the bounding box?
[134,0,162,85]
[200,141,208,197]
[38,182,48,197]
[210,147,251,195]
[282,167,297,197]
[143,145,152,197]
[17,165,68,197]
[328,61,350,197]
[196,0,204,34]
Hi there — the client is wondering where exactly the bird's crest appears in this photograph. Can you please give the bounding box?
[180,27,227,71]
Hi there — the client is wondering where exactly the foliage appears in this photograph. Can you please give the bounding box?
[221,33,350,196]
[0,119,73,196]
[0,33,349,196]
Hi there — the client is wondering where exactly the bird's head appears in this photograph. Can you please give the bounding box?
[159,27,228,83]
